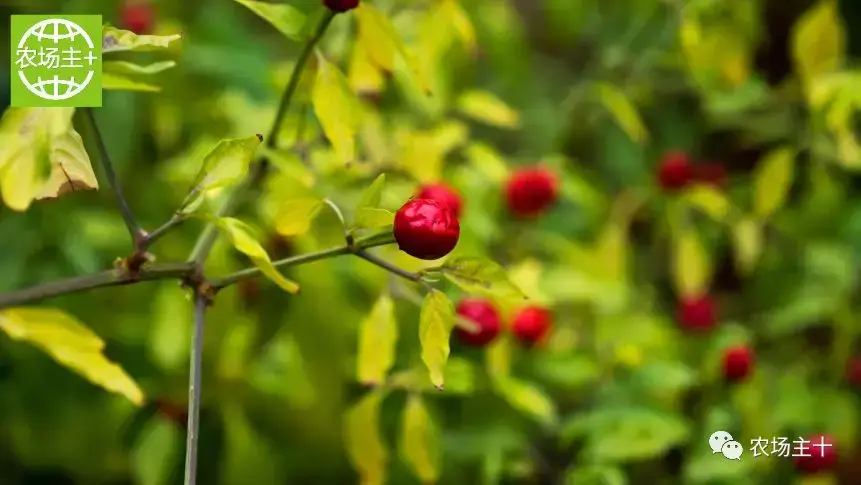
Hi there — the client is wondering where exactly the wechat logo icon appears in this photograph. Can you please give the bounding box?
[10,15,102,107]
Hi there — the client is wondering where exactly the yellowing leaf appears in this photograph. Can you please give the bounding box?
[792,0,845,90]
[419,290,455,390]
[440,0,476,52]
[102,72,161,91]
[398,130,444,182]
[593,222,628,283]
[213,217,300,294]
[441,257,525,302]
[312,53,361,164]
[344,390,389,485]
[456,90,520,129]
[234,0,306,41]
[400,394,440,483]
[732,217,763,276]
[595,83,648,143]
[753,147,796,218]
[432,121,469,155]
[181,135,263,213]
[102,26,181,53]
[348,41,385,93]
[486,335,512,383]
[356,3,430,93]
[103,60,177,76]
[684,186,730,222]
[463,142,509,183]
[495,377,557,426]
[357,293,398,385]
[0,308,143,404]
[672,226,711,298]
[275,197,324,236]
[355,208,395,229]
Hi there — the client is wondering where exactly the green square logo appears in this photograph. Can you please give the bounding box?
[10,15,102,107]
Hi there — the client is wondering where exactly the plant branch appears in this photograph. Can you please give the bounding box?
[183,291,207,485]
[355,250,427,285]
[0,262,196,309]
[187,10,337,266]
[81,108,145,248]
[142,214,188,250]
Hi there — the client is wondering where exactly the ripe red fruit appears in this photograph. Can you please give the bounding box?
[416,183,463,218]
[393,198,460,260]
[504,167,559,218]
[677,295,717,332]
[722,345,754,382]
[512,306,553,346]
[324,0,360,13]
[120,1,154,35]
[694,162,727,188]
[793,434,838,475]
[657,151,694,191]
[454,299,501,347]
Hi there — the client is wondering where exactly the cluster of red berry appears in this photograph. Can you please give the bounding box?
[392,167,558,347]
[656,151,727,192]
[119,1,155,34]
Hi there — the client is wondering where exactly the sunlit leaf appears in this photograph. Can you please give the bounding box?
[433,120,469,155]
[357,293,398,385]
[463,142,509,183]
[400,394,440,483]
[593,222,628,284]
[102,25,181,53]
[419,290,455,390]
[684,185,730,223]
[355,3,430,93]
[672,226,711,298]
[103,60,176,75]
[275,197,324,236]
[791,0,845,89]
[398,130,444,182]
[486,335,512,383]
[440,0,476,53]
[180,135,263,213]
[495,377,558,426]
[0,308,143,404]
[574,408,691,463]
[344,389,389,485]
[595,83,648,143]
[357,173,386,210]
[441,256,525,301]
[753,147,796,218]
[732,217,763,276]
[312,52,361,164]
[456,90,520,129]
[102,72,161,91]
[131,418,181,485]
[348,41,385,93]
[355,208,395,229]
[234,0,306,41]
[213,217,300,294]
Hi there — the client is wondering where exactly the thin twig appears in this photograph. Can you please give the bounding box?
[187,10,337,266]
[183,292,207,485]
[355,250,427,285]
[142,214,188,250]
[0,262,195,309]
[81,108,144,247]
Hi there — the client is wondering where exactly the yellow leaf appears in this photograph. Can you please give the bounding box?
[348,41,385,94]
[102,72,161,91]
[102,26,181,53]
[672,226,711,298]
[463,142,509,183]
[214,217,300,294]
[732,217,763,276]
[357,293,398,385]
[312,52,361,164]
[684,185,730,223]
[506,259,549,303]
[0,308,143,404]
[275,197,324,236]
[456,90,520,129]
[398,130,443,182]
[792,0,845,90]
[753,147,796,218]
[595,83,648,143]
[432,121,469,155]
[441,256,525,302]
[344,390,389,485]
[485,334,512,383]
[440,0,476,53]
[400,394,440,483]
[36,128,98,201]
[419,290,455,390]
[593,222,628,284]
[356,3,430,93]
[233,0,306,41]
[494,377,557,426]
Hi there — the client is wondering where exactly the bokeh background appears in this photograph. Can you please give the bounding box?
[2,0,861,484]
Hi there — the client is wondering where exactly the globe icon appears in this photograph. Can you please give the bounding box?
[16,18,96,101]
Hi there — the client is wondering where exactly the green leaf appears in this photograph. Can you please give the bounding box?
[571,408,691,463]
[456,90,520,129]
[791,0,845,88]
[102,72,161,92]
[149,286,192,373]
[103,60,177,76]
[732,217,763,276]
[753,147,796,218]
[212,217,300,294]
[684,186,730,223]
[394,357,475,394]
[312,53,361,164]
[419,290,455,390]
[344,390,389,485]
[441,256,525,301]
[131,418,182,485]
[400,394,440,483]
[0,307,144,404]
[180,135,263,213]
[234,0,307,41]
[486,334,512,382]
[356,3,430,93]
[357,293,398,385]
[463,142,509,183]
[222,402,281,485]
[275,197,324,236]
[595,83,648,143]
[102,25,182,53]
[355,208,395,229]
[564,466,627,485]
[494,377,558,426]
[0,108,98,211]
[357,173,386,210]
[672,226,711,298]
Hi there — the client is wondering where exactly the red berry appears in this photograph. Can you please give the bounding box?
[416,183,463,218]
[657,151,694,191]
[120,1,154,35]
[512,306,553,346]
[324,0,360,12]
[694,162,727,188]
[846,357,861,388]
[793,434,838,475]
[504,167,559,218]
[677,295,717,332]
[722,345,754,382]
[454,299,501,347]
[393,198,460,260]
